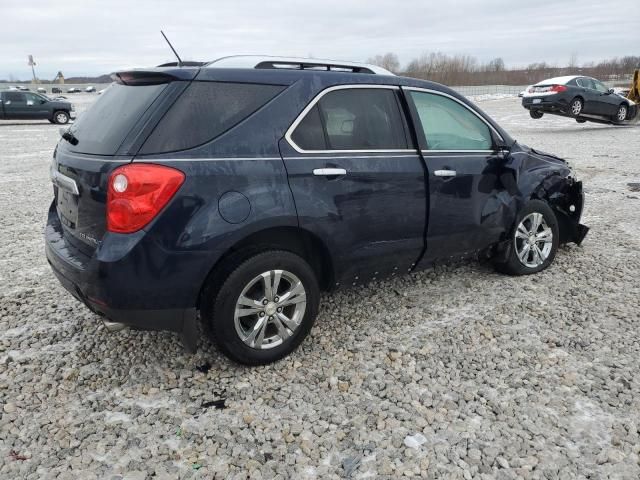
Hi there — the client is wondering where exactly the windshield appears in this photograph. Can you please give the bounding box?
[68,83,167,155]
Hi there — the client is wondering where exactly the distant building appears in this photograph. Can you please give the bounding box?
[53,71,64,84]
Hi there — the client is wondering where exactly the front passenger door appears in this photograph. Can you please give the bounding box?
[591,79,618,116]
[23,93,50,119]
[405,88,508,264]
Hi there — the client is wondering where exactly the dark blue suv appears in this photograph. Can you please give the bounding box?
[45,56,588,365]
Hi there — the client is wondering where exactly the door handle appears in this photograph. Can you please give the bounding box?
[313,168,347,176]
[434,169,456,177]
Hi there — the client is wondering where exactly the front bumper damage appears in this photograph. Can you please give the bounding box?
[549,177,589,246]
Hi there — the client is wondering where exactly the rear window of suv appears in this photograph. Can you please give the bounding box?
[139,82,285,154]
[69,83,167,155]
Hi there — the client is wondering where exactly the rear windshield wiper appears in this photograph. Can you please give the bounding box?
[59,128,79,146]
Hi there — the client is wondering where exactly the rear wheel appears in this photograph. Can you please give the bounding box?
[569,98,583,117]
[614,104,628,123]
[203,250,320,365]
[529,110,544,119]
[53,110,69,124]
[493,200,559,276]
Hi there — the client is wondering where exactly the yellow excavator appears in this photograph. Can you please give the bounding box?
[626,69,639,122]
[627,70,640,100]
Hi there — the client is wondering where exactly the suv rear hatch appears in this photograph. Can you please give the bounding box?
[51,69,197,256]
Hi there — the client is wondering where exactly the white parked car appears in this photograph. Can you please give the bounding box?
[85,86,96,93]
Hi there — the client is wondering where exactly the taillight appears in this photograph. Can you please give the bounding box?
[107,163,185,233]
[549,85,567,93]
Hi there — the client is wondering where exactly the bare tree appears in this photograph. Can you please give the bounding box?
[568,52,579,70]
[367,53,401,73]
[487,58,505,72]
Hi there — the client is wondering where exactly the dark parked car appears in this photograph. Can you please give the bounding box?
[0,90,75,123]
[522,75,635,123]
[45,56,588,365]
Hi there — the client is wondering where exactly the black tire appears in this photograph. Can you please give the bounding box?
[576,118,587,123]
[52,110,69,124]
[613,104,628,123]
[493,200,560,276]
[529,110,544,119]
[202,250,320,365]
[569,97,583,117]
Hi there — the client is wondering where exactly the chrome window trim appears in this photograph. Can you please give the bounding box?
[284,84,416,155]
[422,150,494,154]
[403,86,505,144]
[284,154,419,160]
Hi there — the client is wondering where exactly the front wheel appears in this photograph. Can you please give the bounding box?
[529,110,544,119]
[493,200,559,276]
[614,104,628,123]
[203,250,320,365]
[52,110,69,124]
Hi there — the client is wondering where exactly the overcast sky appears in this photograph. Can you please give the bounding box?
[1,0,638,80]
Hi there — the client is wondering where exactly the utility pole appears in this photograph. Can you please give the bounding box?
[28,55,38,84]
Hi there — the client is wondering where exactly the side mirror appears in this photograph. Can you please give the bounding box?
[607,88,615,94]
[493,136,512,160]
[40,99,47,104]
[493,136,510,152]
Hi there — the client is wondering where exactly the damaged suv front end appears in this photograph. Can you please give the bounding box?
[489,142,589,263]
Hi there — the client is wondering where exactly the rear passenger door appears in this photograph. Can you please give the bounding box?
[404,88,508,263]
[2,92,28,119]
[280,85,427,285]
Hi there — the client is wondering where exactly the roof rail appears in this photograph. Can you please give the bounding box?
[206,55,395,75]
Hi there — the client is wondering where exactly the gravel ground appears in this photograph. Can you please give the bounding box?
[1,94,639,480]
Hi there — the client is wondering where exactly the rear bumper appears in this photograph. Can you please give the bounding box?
[522,96,568,112]
[46,252,195,331]
[45,201,202,349]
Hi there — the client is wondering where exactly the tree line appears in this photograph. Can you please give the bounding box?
[367,52,640,86]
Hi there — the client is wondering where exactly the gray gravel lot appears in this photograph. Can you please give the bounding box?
[1,94,639,479]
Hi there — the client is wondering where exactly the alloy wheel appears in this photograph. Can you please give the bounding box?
[571,100,582,116]
[514,213,553,268]
[617,105,627,122]
[234,270,307,349]
[55,112,68,124]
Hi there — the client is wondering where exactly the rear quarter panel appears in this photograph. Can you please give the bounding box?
[133,79,313,304]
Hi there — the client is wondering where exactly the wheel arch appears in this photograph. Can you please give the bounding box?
[196,225,335,311]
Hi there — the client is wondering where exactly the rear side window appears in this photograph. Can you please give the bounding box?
[4,92,26,103]
[291,105,326,151]
[410,91,493,151]
[290,88,408,151]
[140,82,285,154]
[69,83,167,155]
